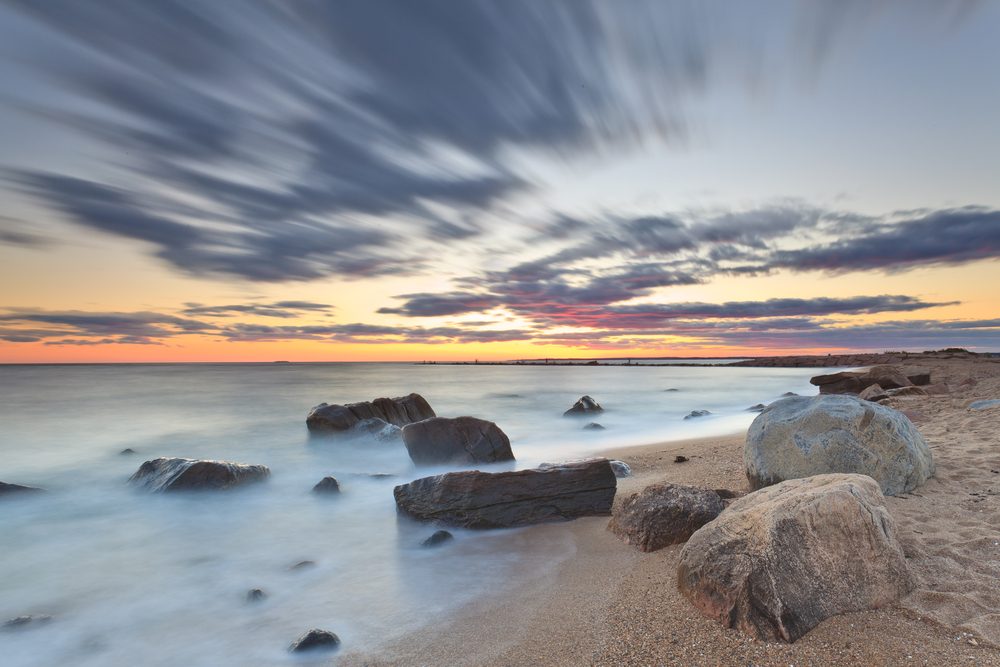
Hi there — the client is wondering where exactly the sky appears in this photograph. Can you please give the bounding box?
[0,0,998,362]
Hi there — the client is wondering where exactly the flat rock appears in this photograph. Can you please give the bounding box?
[393,459,617,529]
[745,395,934,496]
[289,629,340,653]
[306,393,435,432]
[609,483,724,551]
[563,395,603,416]
[885,386,928,398]
[810,371,865,394]
[678,474,913,642]
[0,481,44,496]
[401,416,514,465]
[128,458,270,492]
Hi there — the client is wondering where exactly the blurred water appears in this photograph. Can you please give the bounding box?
[0,362,820,665]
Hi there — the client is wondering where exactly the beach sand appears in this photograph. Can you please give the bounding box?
[342,358,1000,666]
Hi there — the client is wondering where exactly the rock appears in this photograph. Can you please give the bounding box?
[922,382,951,395]
[351,418,402,442]
[885,386,928,398]
[678,474,913,642]
[128,458,270,492]
[289,629,341,653]
[747,404,767,412]
[306,393,435,432]
[246,588,266,603]
[312,476,341,494]
[0,481,44,496]
[583,422,606,431]
[421,530,454,547]
[674,455,689,463]
[609,483,724,551]
[684,410,710,420]
[120,448,137,455]
[609,460,632,478]
[3,615,52,630]
[563,395,603,416]
[664,388,680,392]
[810,371,865,394]
[904,368,931,386]
[401,416,514,465]
[289,560,316,571]
[745,395,934,496]
[864,365,913,390]
[713,488,741,499]
[393,459,617,529]
[858,383,888,402]
[781,392,798,397]
[970,399,1000,411]
[901,409,927,424]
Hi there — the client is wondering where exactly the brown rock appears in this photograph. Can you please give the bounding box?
[306,393,435,432]
[858,383,888,402]
[904,368,931,386]
[401,416,514,465]
[128,458,270,492]
[609,483,724,551]
[885,386,929,398]
[393,459,616,529]
[863,365,913,390]
[678,474,913,643]
[809,371,864,394]
[922,382,951,395]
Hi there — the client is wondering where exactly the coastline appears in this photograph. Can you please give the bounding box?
[343,356,1000,666]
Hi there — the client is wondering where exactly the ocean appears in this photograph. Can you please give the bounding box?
[0,361,821,665]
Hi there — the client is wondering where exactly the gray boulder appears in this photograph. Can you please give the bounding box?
[609,483,724,551]
[393,459,617,529]
[678,474,912,642]
[129,458,270,492]
[401,416,514,465]
[563,395,603,416]
[306,393,434,432]
[745,394,933,496]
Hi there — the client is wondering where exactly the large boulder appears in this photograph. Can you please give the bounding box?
[0,481,44,496]
[306,393,434,432]
[393,459,616,529]
[129,458,270,492]
[609,483,724,552]
[563,395,603,416]
[678,474,913,642]
[745,395,933,496]
[401,416,514,465]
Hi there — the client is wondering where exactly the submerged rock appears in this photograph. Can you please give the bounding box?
[246,588,266,603]
[312,476,341,495]
[609,460,632,478]
[351,418,403,442]
[306,393,435,432]
[3,615,52,630]
[128,458,270,492]
[683,410,710,420]
[583,422,606,431]
[563,395,603,416]
[289,629,341,653]
[401,416,514,465]
[394,459,617,529]
[289,560,316,571]
[119,448,137,455]
[0,481,44,496]
[609,483,724,551]
[747,404,767,412]
[745,394,934,496]
[421,530,454,548]
[678,474,912,642]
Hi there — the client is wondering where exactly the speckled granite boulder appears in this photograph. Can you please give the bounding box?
[609,483,724,551]
[745,394,933,496]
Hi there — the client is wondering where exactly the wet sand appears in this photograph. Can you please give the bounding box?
[343,357,1000,666]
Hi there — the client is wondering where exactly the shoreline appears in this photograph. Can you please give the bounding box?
[343,356,1000,666]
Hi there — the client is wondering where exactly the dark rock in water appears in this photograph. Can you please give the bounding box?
[683,410,710,420]
[421,530,454,548]
[306,393,435,432]
[609,483,725,551]
[3,615,52,630]
[0,481,44,496]
[674,455,689,463]
[747,404,767,412]
[401,416,514,465]
[120,448,137,455]
[563,395,603,416]
[312,476,341,494]
[781,392,799,397]
[609,460,632,478]
[351,418,402,442]
[664,388,680,392]
[246,588,266,603]
[394,459,617,529]
[289,560,316,571]
[583,422,605,431]
[128,458,269,492]
[289,629,341,653]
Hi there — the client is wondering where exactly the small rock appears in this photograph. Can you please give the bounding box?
[664,388,680,392]
[583,422,606,431]
[312,476,341,494]
[564,395,603,416]
[120,448,137,455]
[858,383,888,402]
[0,481,44,496]
[3,615,52,630]
[246,588,266,603]
[289,560,316,571]
[747,404,767,412]
[609,460,632,478]
[683,410,710,420]
[674,455,689,463]
[421,530,454,548]
[289,629,341,653]
[781,392,798,397]
[968,638,979,646]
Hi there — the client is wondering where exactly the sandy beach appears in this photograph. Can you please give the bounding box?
[343,357,1000,666]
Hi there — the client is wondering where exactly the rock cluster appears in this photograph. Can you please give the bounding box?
[306,393,435,432]
[810,365,931,396]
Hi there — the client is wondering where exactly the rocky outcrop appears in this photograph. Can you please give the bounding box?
[810,365,928,395]
[289,629,340,652]
[0,482,44,496]
[394,459,617,529]
[306,393,435,432]
[678,474,913,642]
[401,416,514,465]
[129,458,270,492]
[745,395,934,496]
[563,395,603,416]
[609,483,724,552]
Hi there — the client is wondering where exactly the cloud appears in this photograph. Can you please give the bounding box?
[180,300,334,318]
[0,310,211,345]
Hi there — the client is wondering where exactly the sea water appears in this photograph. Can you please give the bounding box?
[0,362,821,665]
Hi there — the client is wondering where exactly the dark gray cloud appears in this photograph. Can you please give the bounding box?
[0,309,211,345]
[181,300,334,318]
